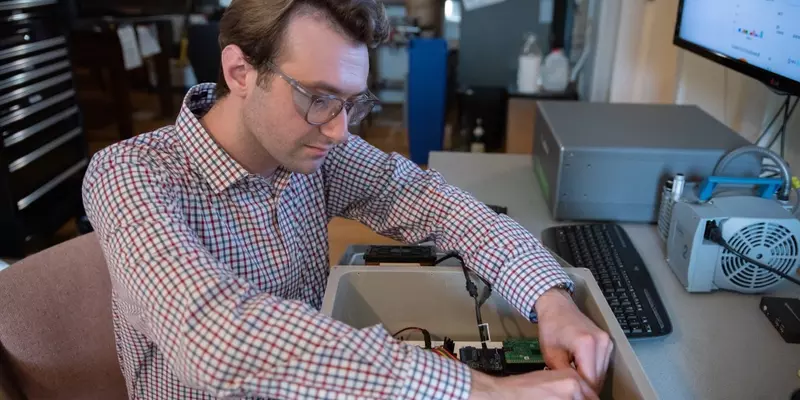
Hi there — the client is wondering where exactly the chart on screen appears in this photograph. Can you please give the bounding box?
[677,0,800,82]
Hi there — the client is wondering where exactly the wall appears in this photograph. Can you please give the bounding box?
[457,0,550,88]
[676,50,800,170]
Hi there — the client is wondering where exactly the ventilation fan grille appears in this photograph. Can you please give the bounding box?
[720,222,799,290]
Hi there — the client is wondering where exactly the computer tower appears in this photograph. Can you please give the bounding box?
[533,102,761,222]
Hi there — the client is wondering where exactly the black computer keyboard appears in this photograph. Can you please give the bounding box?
[543,223,672,339]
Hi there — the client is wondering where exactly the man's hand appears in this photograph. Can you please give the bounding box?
[534,288,614,392]
[468,368,598,400]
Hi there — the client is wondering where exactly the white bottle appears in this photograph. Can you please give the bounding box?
[470,118,486,153]
[541,49,570,92]
[517,33,542,94]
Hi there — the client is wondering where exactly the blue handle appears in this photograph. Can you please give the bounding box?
[697,176,783,202]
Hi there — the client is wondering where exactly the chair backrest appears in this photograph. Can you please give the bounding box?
[0,233,127,400]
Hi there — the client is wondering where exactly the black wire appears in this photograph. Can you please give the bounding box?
[780,96,789,157]
[757,98,787,144]
[435,252,492,350]
[391,327,432,349]
[768,96,798,151]
[710,228,800,287]
[767,95,791,148]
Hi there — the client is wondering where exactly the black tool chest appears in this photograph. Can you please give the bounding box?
[0,0,88,257]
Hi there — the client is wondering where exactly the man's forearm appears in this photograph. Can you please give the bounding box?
[324,139,573,320]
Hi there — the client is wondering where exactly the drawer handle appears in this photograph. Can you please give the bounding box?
[4,106,78,147]
[0,48,68,76]
[0,71,72,107]
[0,89,74,127]
[0,60,70,92]
[17,158,87,211]
[0,0,58,11]
[0,36,66,62]
[9,127,82,172]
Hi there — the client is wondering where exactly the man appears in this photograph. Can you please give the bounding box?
[82,0,613,399]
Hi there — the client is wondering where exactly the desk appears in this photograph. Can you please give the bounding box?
[429,151,800,400]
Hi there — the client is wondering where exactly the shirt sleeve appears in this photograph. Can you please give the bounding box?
[83,145,472,400]
[323,136,574,320]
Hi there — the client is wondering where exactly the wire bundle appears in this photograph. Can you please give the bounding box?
[431,346,458,360]
[757,95,798,158]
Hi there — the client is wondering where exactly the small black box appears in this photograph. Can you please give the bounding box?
[760,296,800,344]
[363,245,437,266]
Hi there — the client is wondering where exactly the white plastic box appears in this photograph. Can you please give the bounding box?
[321,266,658,400]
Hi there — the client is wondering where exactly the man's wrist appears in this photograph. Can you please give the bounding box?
[467,370,497,400]
[534,285,574,317]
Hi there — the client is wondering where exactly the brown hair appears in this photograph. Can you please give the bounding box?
[215,0,390,98]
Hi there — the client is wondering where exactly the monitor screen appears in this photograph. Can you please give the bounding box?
[674,0,800,94]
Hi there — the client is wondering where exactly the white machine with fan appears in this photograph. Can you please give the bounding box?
[666,193,800,293]
[664,145,800,294]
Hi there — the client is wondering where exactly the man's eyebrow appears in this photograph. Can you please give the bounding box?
[306,81,369,98]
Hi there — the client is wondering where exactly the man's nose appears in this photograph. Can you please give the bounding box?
[320,108,350,145]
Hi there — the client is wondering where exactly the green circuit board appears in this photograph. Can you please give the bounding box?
[502,338,544,364]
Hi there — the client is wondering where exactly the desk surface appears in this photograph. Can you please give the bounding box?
[429,151,800,400]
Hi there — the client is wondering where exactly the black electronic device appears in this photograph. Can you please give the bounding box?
[760,296,800,344]
[486,204,508,215]
[674,0,800,96]
[363,245,437,266]
[542,223,673,339]
[459,346,505,376]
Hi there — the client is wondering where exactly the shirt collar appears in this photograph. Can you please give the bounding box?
[176,83,251,193]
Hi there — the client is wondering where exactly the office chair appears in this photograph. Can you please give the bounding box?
[0,233,127,400]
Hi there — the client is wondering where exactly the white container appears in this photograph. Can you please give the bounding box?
[517,34,542,94]
[541,49,570,92]
[322,266,658,400]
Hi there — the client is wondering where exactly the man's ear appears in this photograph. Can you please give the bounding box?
[220,45,251,98]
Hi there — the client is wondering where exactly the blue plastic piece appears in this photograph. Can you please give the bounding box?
[407,38,447,165]
[697,176,783,202]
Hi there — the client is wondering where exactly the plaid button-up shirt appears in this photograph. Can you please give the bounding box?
[82,83,573,399]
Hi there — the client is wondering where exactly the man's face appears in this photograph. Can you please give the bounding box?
[241,14,369,174]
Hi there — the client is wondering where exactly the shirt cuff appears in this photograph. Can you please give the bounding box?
[496,251,574,323]
[395,345,472,400]
[527,281,574,323]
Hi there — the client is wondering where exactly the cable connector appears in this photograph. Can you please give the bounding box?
[704,220,723,243]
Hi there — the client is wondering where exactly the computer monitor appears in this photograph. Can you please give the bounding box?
[673,0,800,95]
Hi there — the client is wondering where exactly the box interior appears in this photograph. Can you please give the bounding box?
[323,267,657,400]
